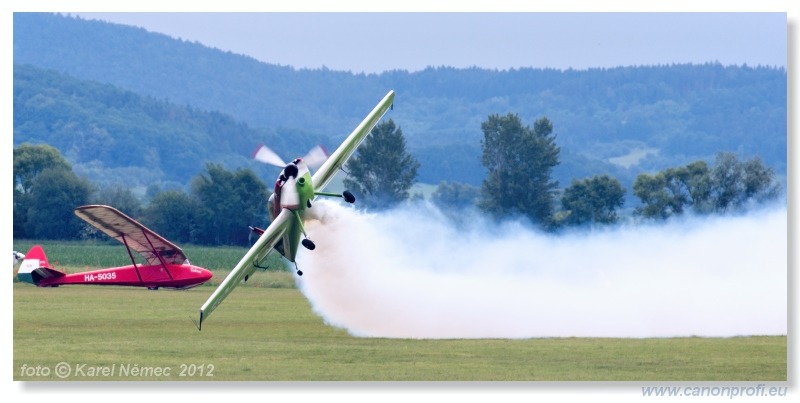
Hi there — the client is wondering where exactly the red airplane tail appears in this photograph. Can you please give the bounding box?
[17,245,65,286]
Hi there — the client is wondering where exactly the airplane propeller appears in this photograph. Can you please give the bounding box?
[252,144,286,167]
[252,144,328,169]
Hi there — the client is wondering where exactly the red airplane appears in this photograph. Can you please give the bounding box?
[17,205,213,290]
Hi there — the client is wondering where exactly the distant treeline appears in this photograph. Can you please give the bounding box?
[13,13,786,191]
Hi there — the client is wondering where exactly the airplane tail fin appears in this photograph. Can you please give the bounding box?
[16,245,65,286]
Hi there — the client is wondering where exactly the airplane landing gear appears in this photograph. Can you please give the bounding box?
[292,209,316,251]
[314,190,356,204]
[342,190,355,203]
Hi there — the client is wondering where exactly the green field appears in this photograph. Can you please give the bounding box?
[12,240,787,381]
[13,283,786,381]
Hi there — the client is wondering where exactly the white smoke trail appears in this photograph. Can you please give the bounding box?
[296,200,787,339]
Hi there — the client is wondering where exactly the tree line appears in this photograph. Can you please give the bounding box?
[14,113,782,244]
[432,113,782,229]
[14,143,268,245]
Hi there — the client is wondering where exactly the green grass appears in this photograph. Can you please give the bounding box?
[12,240,788,381]
[13,284,786,381]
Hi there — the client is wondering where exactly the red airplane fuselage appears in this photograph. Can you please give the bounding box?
[37,264,212,290]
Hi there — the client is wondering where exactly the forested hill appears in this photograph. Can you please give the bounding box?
[13,12,787,190]
[13,64,324,187]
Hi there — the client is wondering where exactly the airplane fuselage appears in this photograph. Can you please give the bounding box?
[267,160,316,263]
[36,263,212,289]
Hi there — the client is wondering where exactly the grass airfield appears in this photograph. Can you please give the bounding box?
[13,283,786,381]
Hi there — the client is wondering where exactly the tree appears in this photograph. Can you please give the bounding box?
[710,152,781,212]
[14,187,30,238]
[190,163,268,245]
[560,175,626,226]
[24,168,93,239]
[741,156,781,203]
[632,173,672,220]
[431,181,480,209]
[14,143,72,194]
[343,119,420,209]
[632,161,711,219]
[14,143,76,238]
[671,161,714,214]
[478,114,560,227]
[141,190,198,244]
[92,185,143,218]
[633,152,781,219]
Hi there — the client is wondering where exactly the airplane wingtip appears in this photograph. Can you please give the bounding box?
[192,311,203,331]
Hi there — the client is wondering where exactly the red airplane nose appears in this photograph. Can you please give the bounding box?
[199,267,213,282]
[188,266,213,284]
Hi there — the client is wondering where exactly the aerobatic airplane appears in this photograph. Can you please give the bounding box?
[197,90,395,329]
[17,205,213,289]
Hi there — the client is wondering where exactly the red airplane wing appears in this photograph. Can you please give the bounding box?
[74,205,188,267]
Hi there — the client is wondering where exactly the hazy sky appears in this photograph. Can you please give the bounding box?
[71,12,787,74]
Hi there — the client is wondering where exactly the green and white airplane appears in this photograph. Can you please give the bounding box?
[197,90,395,329]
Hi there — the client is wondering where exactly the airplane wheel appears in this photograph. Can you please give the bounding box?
[302,238,316,250]
[343,190,356,203]
[297,270,303,276]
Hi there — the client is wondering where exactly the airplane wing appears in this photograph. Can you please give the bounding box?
[311,90,395,193]
[197,208,293,329]
[74,205,187,266]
